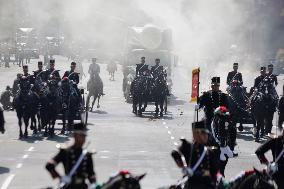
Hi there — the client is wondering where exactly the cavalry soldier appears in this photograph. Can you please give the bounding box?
[255,128,284,188]
[88,58,100,75]
[0,86,13,110]
[151,58,164,78]
[198,77,229,131]
[279,87,284,130]
[46,123,97,189]
[43,59,61,83]
[12,73,22,96]
[171,120,219,189]
[33,61,45,79]
[253,67,266,89]
[267,64,278,86]
[226,63,243,86]
[136,57,148,77]
[63,62,80,84]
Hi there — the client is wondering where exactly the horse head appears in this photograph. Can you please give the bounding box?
[101,170,146,189]
[252,168,277,189]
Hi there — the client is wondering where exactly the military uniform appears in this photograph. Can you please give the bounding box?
[198,90,229,129]
[279,96,284,130]
[267,73,278,86]
[136,63,148,76]
[255,136,284,188]
[63,71,79,84]
[151,65,164,78]
[0,89,13,110]
[172,139,219,189]
[254,75,266,89]
[43,69,61,82]
[88,63,100,75]
[226,71,243,86]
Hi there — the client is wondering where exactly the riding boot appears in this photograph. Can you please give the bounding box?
[219,159,228,177]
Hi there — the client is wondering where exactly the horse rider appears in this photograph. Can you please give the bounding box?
[62,62,81,99]
[226,63,243,87]
[255,128,284,188]
[151,58,164,78]
[12,73,22,97]
[88,58,100,75]
[33,61,45,80]
[171,120,219,189]
[46,123,97,189]
[136,57,148,77]
[0,86,13,110]
[43,59,61,83]
[267,64,278,86]
[253,66,266,90]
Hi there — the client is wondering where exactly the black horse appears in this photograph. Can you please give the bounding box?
[14,78,39,138]
[0,105,5,134]
[227,83,254,131]
[58,78,80,133]
[131,75,149,116]
[100,170,145,189]
[250,80,278,141]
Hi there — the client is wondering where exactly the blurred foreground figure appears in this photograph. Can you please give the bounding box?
[0,86,13,110]
[46,123,97,189]
[279,87,284,130]
[255,128,284,188]
[171,120,219,189]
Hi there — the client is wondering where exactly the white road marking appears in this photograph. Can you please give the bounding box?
[174,142,179,146]
[100,150,110,153]
[171,136,175,140]
[16,163,23,169]
[27,147,34,152]
[163,122,166,125]
[167,131,171,135]
[34,140,39,144]
[99,156,109,159]
[138,150,147,153]
[1,174,15,189]
[22,154,29,159]
[165,126,168,129]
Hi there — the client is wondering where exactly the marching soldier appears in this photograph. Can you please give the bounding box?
[151,58,164,78]
[171,120,219,189]
[255,128,284,188]
[253,67,266,89]
[267,64,278,86]
[46,123,97,189]
[198,77,229,131]
[136,57,148,77]
[88,58,100,75]
[43,59,61,83]
[226,63,243,86]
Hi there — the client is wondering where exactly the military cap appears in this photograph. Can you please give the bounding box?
[6,85,11,90]
[268,64,273,68]
[141,57,145,59]
[38,61,43,65]
[192,120,209,134]
[23,65,28,68]
[73,123,87,136]
[260,67,266,71]
[50,59,55,64]
[71,62,76,66]
[211,77,220,85]
[233,63,238,66]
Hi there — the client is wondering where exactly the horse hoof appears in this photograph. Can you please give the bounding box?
[238,125,243,132]
[33,130,37,134]
[160,113,163,117]
[44,132,48,137]
[255,138,260,142]
[24,133,28,138]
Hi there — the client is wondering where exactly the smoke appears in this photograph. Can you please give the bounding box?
[0,0,275,90]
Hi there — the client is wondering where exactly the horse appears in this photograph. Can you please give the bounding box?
[148,74,168,117]
[227,81,254,131]
[100,170,145,189]
[0,105,5,134]
[86,73,104,112]
[130,75,149,116]
[107,61,117,81]
[250,79,278,141]
[13,78,39,138]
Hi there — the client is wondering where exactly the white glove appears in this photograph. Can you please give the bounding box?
[182,167,194,177]
[267,162,278,176]
[60,175,71,185]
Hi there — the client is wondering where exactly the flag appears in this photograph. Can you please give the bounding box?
[191,68,200,102]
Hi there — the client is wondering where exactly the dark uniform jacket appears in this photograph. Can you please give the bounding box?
[255,136,284,188]
[51,146,96,189]
[267,73,278,86]
[136,63,148,76]
[43,69,61,82]
[198,90,229,120]
[63,70,79,84]
[12,79,20,96]
[33,69,45,80]
[254,75,266,89]
[151,65,164,78]
[172,139,219,189]
[279,96,284,113]
[226,71,243,86]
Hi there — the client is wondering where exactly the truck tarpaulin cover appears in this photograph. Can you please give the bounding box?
[191,68,200,102]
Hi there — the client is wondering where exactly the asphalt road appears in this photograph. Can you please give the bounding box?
[0,57,282,189]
